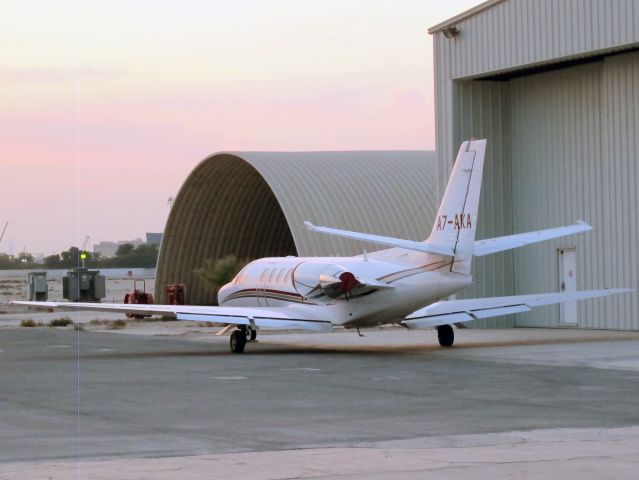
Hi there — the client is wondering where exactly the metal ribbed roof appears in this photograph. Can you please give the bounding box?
[155,150,437,305]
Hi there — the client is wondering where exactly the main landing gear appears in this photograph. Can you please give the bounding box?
[229,326,257,354]
[436,324,454,347]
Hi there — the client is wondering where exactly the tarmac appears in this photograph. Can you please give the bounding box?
[2,313,639,479]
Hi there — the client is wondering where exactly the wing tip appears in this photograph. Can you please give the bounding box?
[576,220,593,230]
[609,287,634,294]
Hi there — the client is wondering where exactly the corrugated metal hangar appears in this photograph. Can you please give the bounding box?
[155,151,437,305]
[430,0,639,329]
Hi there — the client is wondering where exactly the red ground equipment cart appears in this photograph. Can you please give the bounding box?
[166,283,186,305]
[123,279,154,319]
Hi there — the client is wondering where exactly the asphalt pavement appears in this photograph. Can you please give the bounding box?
[2,325,639,478]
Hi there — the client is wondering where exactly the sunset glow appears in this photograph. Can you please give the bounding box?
[2,0,478,254]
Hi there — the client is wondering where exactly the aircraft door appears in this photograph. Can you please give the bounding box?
[257,269,269,307]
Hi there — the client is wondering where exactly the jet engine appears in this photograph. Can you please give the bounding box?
[293,263,362,299]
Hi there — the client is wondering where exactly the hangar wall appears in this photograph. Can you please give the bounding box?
[454,80,514,328]
[432,0,639,178]
[156,151,438,305]
[155,155,297,306]
[431,0,639,329]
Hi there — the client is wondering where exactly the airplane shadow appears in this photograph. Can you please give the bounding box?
[60,333,638,360]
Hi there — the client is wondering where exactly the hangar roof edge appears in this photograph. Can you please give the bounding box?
[428,0,505,34]
[197,150,438,258]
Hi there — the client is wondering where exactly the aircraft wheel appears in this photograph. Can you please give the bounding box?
[246,325,257,342]
[437,325,454,347]
[230,330,247,353]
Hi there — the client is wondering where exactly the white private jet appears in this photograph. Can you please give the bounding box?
[13,139,631,353]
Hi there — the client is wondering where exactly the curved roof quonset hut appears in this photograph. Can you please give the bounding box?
[155,151,437,305]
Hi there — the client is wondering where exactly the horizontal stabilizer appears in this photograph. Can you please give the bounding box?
[304,221,453,256]
[473,222,592,256]
[403,288,632,329]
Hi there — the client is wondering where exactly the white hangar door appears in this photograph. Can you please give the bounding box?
[509,62,606,328]
[558,248,577,325]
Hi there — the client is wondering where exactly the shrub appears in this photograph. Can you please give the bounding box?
[49,317,73,327]
[194,255,249,305]
[20,319,39,327]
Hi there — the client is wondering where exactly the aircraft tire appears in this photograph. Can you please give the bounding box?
[230,330,247,353]
[437,325,454,347]
[245,325,257,342]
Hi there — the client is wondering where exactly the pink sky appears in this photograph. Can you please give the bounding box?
[1,0,478,255]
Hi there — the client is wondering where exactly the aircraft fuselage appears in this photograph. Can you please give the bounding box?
[217,255,472,329]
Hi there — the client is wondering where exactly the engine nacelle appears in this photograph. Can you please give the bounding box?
[293,262,361,299]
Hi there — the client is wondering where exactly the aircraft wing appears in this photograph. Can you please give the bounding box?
[402,288,631,329]
[473,221,592,256]
[10,301,333,332]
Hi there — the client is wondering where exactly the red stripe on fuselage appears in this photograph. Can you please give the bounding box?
[223,288,310,305]
[377,259,452,283]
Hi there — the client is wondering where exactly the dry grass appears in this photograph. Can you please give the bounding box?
[107,319,127,330]
[140,316,162,322]
[20,319,43,327]
[197,322,216,328]
[49,317,73,327]
[89,319,109,326]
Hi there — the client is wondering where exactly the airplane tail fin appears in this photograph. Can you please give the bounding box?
[426,139,486,274]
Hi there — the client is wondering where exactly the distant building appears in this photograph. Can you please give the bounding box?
[93,238,145,258]
[146,232,163,245]
[93,242,118,258]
